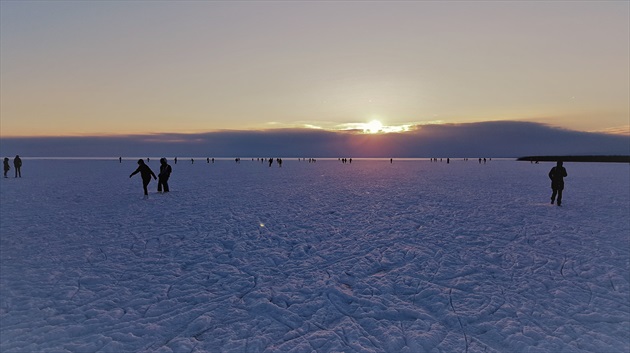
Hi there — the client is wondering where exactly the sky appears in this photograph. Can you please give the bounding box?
[0,1,628,157]
[1,121,628,158]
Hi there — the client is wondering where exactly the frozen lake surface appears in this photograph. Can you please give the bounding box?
[1,158,629,353]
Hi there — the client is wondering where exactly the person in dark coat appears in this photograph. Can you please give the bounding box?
[549,161,568,206]
[130,159,157,197]
[157,158,172,193]
[13,155,22,178]
[3,157,10,178]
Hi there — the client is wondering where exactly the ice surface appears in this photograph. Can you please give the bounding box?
[1,159,628,352]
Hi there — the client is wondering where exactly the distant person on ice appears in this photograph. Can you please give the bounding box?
[157,158,172,193]
[549,161,568,206]
[13,155,22,178]
[3,157,10,178]
[129,159,157,198]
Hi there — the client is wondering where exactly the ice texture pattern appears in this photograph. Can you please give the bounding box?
[1,159,629,353]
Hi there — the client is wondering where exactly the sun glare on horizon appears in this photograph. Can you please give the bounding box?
[364,120,383,134]
[337,120,412,134]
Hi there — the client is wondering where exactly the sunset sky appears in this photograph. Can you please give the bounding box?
[1,1,628,138]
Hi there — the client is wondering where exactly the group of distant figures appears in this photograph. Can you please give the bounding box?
[3,155,22,178]
[428,158,490,164]
[124,156,569,205]
[4,155,568,206]
[126,157,289,198]
[121,156,292,166]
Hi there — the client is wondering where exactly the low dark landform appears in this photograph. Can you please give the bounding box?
[517,155,630,163]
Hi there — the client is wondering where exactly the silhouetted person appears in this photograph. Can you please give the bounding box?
[130,159,157,198]
[3,158,10,178]
[119,157,122,163]
[549,161,568,206]
[174,157,178,164]
[13,155,22,178]
[269,158,273,167]
[158,158,172,193]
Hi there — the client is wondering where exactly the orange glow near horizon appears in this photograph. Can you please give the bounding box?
[1,2,628,139]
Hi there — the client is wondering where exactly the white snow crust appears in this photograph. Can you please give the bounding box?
[1,159,629,353]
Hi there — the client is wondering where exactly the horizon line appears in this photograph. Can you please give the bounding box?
[1,121,629,139]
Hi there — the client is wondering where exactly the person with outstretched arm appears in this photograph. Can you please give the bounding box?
[549,161,568,206]
[130,159,157,198]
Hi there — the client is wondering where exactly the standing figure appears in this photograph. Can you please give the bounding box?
[549,161,568,206]
[13,155,22,178]
[129,159,157,198]
[3,158,10,178]
[158,158,172,193]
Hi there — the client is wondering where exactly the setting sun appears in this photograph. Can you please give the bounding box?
[364,120,383,134]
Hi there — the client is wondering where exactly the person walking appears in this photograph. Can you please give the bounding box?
[157,158,172,193]
[549,161,568,206]
[3,158,10,178]
[13,155,22,178]
[129,159,157,198]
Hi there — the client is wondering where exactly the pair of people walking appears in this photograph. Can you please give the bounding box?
[129,158,172,197]
[3,155,21,178]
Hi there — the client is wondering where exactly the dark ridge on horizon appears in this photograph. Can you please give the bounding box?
[517,155,630,163]
[1,121,628,158]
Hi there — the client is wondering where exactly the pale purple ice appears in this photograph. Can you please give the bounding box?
[1,159,628,352]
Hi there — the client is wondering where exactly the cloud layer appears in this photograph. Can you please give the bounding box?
[1,121,628,158]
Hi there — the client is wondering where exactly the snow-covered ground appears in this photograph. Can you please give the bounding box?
[1,158,628,353]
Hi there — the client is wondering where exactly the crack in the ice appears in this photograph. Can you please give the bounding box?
[449,288,469,353]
